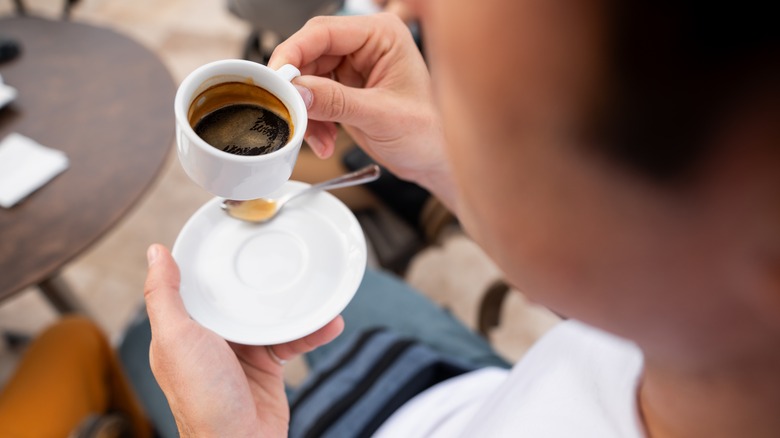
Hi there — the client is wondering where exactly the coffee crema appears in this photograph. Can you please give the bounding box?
[188,81,294,156]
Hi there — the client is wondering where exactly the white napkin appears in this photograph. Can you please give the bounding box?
[0,133,69,208]
[0,74,18,109]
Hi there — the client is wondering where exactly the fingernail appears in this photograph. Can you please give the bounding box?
[147,245,159,267]
[294,84,313,109]
[306,136,325,158]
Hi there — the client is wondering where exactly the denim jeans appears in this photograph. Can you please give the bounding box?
[304,269,509,371]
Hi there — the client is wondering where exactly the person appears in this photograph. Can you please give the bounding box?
[372,0,416,24]
[143,2,780,437]
[0,317,152,437]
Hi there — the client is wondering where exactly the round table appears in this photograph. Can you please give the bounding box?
[0,16,175,311]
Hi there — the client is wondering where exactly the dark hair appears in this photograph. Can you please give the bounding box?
[595,2,779,183]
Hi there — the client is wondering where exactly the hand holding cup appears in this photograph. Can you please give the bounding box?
[268,13,458,211]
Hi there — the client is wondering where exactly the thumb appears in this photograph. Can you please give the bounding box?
[293,75,368,126]
[144,244,189,331]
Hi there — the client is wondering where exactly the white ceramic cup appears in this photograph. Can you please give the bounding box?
[174,60,308,200]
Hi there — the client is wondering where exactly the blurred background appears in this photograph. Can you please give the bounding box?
[0,0,558,388]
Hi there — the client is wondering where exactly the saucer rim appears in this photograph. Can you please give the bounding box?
[171,181,366,345]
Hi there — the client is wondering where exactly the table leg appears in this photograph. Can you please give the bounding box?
[37,274,89,315]
[13,0,26,15]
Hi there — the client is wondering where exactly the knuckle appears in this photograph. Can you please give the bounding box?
[149,345,164,378]
[143,278,165,303]
[326,85,349,120]
[149,347,158,371]
[304,15,331,29]
[302,335,318,351]
[143,280,155,300]
[149,336,173,373]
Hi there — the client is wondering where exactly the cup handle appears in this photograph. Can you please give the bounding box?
[275,64,301,82]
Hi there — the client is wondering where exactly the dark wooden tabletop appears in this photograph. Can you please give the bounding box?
[0,16,175,301]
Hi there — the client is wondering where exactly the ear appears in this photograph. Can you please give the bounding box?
[748,253,780,336]
[738,146,780,336]
[705,98,780,337]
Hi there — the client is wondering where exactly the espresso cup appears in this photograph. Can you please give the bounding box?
[175,60,308,199]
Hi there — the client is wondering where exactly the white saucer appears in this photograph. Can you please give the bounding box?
[172,181,366,345]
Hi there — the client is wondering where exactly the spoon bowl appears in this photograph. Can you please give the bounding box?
[222,164,381,223]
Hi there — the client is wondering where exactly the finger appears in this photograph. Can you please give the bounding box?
[231,316,345,367]
[269,14,404,74]
[324,121,340,153]
[294,75,374,126]
[292,72,355,152]
[300,55,367,89]
[271,316,345,360]
[297,55,345,77]
[333,58,368,89]
[144,244,188,332]
[269,15,372,68]
[304,120,338,159]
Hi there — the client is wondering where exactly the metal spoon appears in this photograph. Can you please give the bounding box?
[221,164,381,223]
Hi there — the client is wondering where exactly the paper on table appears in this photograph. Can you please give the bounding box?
[0,133,69,208]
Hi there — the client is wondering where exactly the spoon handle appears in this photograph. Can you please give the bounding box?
[311,164,381,191]
[281,164,382,204]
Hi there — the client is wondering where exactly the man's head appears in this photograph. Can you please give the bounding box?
[412,0,780,365]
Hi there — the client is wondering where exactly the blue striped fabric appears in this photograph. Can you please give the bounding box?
[289,329,476,438]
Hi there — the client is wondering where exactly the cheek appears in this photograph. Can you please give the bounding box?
[425,0,607,124]
[433,75,492,242]
[425,0,670,314]
[425,3,552,277]
[436,84,544,292]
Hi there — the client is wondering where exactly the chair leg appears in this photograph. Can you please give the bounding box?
[37,274,90,315]
[3,330,32,350]
[477,279,511,338]
[13,0,26,15]
[419,197,457,245]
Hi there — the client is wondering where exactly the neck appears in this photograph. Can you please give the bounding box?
[639,351,780,438]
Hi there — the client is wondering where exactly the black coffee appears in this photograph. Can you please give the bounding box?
[194,104,290,156]
[188,81,294,156]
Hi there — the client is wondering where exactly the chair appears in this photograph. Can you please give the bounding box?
[227,0,345,63]
[12,0,80,19]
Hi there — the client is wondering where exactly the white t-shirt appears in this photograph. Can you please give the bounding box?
[374,320,646,437]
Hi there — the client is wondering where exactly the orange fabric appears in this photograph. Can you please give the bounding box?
[0,317,151,438]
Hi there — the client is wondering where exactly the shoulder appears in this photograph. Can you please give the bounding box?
[462,320,645,437]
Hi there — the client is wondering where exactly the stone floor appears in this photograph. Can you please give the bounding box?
[0,0,558,385]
